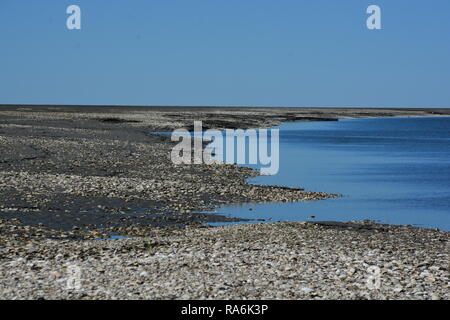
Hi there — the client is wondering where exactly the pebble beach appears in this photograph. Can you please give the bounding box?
[0,105,449,300]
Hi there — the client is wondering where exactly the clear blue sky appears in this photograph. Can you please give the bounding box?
[1,0,449,107]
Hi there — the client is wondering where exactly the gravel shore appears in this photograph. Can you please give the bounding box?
[0,105,449,300]
[0,220,448,300]
[0,105,345,231]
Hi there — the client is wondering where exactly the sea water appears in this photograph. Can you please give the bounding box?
[211,117,450,231]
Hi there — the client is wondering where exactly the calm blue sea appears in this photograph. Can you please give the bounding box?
[211,117,450,231]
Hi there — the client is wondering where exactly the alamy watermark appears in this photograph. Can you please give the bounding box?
[367,5,382,30]
[170,121,279,175]
[66,5,81,30]
[66,263,83,290]
[366,266,382,290]
[65,5,381,31]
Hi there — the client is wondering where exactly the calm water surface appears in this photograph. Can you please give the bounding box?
[211,117,450,231]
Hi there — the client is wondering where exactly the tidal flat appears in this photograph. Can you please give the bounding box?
[0,105,449,299]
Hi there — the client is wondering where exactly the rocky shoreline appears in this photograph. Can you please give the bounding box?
[0,220,448,300]
[0,105,350,234]
[0,105,449,299]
